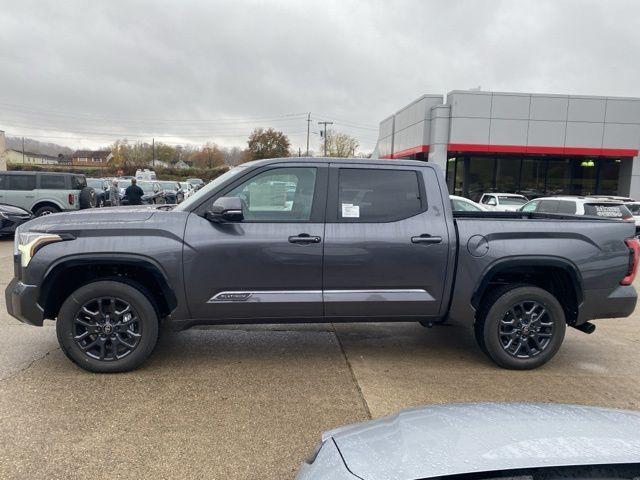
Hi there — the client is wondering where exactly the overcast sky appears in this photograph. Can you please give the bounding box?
[1,0,639,153]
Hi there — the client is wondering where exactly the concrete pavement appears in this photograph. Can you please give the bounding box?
[0,237,639,479]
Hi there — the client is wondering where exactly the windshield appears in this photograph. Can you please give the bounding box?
[159,182,177,190]
[451,198,482,212]
[86,178,103,189]
[176,167,245,211]
[138,182,157,194]
[498,196,527,206]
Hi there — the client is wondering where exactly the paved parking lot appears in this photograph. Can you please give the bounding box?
[1,237,639,479]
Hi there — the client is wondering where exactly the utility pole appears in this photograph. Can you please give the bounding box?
[208,147,212,169]
[22,136,25,164]
[306,112,311,156]
[152,138,155,167]
[318,121,333,157]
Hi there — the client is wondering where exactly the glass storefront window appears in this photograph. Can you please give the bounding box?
[495,157,521,193]
[449,154,622,200]
[467,156,495,201]
[571,158,597,195]
[519,158,547,198]
[599,159,621,195]
[454,157,465,196]
[446,157,456,193]
[545,158,571,196]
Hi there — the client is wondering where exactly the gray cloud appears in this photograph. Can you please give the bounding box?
[1,0,639,151]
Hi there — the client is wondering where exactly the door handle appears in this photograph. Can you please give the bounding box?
[411,234,442,244]
[288,233,321,244]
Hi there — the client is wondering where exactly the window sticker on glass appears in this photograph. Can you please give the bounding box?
[341,203,360,218]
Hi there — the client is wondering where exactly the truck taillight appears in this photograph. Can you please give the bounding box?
[68,193,74,205]
[621,237,639,285]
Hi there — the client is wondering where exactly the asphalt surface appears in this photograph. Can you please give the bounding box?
[0,237,639,479]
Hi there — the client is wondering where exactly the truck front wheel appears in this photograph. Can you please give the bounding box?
[475,285,566,370]
[56,280,159,373]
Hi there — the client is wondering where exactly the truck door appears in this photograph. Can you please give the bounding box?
[183,163,327,321]
[323,164,449,318]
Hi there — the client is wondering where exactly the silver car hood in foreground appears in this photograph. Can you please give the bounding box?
[325,403,640,480]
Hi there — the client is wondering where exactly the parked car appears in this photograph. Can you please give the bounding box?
[6,157,637,372]
[0,171,95,216]
[186,178,204,190]
[296,403,640,479]
[623,201,640,234]
[179,181,195,201]
[450,195,486,212]
[135,169,157,181]
[86,178,111,207]
[519,196,634,221]
[0,204,33,236]
[479,192,528,211]
[158,181,182,204]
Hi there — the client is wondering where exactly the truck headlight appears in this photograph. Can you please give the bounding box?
[16,231,63,267]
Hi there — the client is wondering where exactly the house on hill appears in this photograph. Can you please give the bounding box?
[71,150,113,165]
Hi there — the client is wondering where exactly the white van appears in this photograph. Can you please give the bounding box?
[135,169,157,181]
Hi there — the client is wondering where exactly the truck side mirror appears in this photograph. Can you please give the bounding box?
[206,196,244,223]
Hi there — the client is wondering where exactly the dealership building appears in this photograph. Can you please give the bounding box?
[374,90,640,201]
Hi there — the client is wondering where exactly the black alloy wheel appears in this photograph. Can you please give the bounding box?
[56,280,159,373]
[475,285,566,370]
[498,300,554,358]
[73,297,142,361]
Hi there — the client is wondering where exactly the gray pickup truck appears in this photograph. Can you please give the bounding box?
[5,157,638,372]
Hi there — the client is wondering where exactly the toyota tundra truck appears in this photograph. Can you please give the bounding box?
[5,157,638,372]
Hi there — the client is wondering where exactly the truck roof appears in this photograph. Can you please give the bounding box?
[242,156,434,168]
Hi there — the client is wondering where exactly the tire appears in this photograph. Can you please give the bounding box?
[34,205,60,217]
[56,280,159,373]
[475,284,566,370]
[79,187,97,209]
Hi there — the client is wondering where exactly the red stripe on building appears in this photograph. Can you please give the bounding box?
[387,145,430,159]
[446,143,638,157]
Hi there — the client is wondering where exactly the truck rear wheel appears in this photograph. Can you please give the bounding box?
[475,285,566,370]
[56,280,159,373]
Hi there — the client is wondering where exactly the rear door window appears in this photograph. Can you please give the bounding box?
[40,174,67,189]
[584,203,631,218]
[7,175,36,191]
[72,175,87,189]
[337,168,423,222]
[537,200,559,213]
[556,200,577,215]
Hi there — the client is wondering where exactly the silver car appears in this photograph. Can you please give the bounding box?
[296,403,640,479]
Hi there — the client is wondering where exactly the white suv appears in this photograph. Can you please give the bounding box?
[520,196,633,220]
[479,193,528,211]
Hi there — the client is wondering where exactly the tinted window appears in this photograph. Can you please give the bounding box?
[71,175,87,190]
[537,200,558,213]
[227,167,316,221]
[40,174,67,189]
[0,175,6,190]
[7,175,36,191]
[337,168,422,222]
[584,203,631,218]
[556,200,577,215]
[497,196,527,206]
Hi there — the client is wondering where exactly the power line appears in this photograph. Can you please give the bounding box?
[0,101,309,124]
